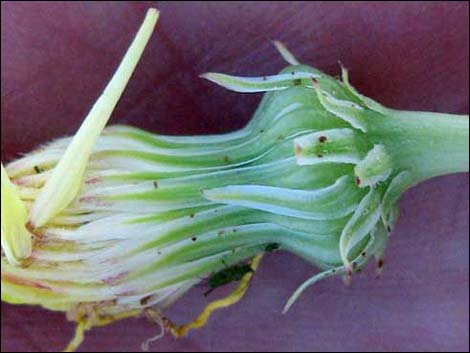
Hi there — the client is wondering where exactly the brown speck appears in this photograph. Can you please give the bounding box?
[34,166,42,174]
[109,299,118,306]
[20,258,33,268]
[295,144,302,156]
[26,222,43,238]
[312,77,319,84]
[378,259,384,268]
[223,156,230,164]
[86,177,102,185]
[153,181,159,189]
[318,136,327,143]
[355,176,361,185]
[140,295,152,306]
[387,225,392,233]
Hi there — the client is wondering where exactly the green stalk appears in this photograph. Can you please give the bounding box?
[373,109,469,184]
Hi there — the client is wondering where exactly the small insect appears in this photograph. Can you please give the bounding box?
[204,260,253,297]
[264,243,280,253]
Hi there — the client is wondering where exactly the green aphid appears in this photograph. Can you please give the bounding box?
[265,243,280,253]
[204,261,253,297]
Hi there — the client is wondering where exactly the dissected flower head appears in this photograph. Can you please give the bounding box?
[1,8,468,351]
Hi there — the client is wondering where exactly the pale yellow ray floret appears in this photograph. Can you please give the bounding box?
[1,163,32,265]
[29,9,159,228]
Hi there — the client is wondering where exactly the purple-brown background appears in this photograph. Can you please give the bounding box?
[1,1,469,352]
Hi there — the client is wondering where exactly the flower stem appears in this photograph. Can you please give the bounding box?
[369,109,469,185]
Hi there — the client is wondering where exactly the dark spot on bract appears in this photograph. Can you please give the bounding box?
[387,225,392,233]
[223,156,230,163]
[34,166,42,174]
[291,71,295,75]
[318,136,327,143]
[190,213,195,218]
[218,230,225,236]
[317,154,324,158]
[378,259,384,268]
[293,79,302,86]
[355,176,361,185]
[361,252,366,257]
[140,295,152,306]
[192,237,197,242]
[265,243,280,252]
[153,181,159,189]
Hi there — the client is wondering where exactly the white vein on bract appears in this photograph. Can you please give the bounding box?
[202,175,360,220]
[313,82,368,132]
[200,71,321,93]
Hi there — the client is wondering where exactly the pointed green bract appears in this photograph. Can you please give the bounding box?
[273,40,301,65]
[339,188,382,271]
[354,144,392,187]
[340,64,387,114]
[200,71,321,93]
[313,81,368,132]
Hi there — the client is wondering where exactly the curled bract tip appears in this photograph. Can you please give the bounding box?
[272,40,301,65]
